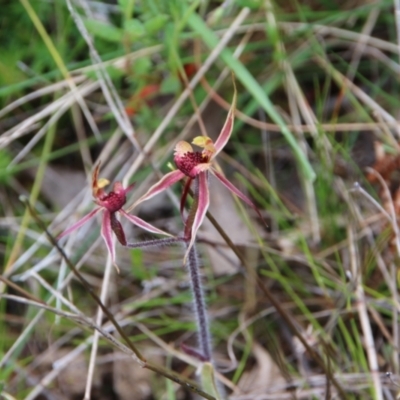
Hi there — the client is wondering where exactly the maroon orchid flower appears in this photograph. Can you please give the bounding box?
[128,89,264,259]
[58,163,171,269]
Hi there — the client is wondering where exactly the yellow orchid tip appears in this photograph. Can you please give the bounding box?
[192,136,216,156]
[97,178,110,189]
[192,136,212,147]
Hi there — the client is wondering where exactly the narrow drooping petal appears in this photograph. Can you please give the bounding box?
[126,169,185,211]
[101,210,116,263]
[124,182,136,194]
[185,171,210,261]
[211,169,265,224]
[58,207,102,240]
[110,212,127,245]
[180,177,193,217]
[213,87,237,156]
[120,209,172,237]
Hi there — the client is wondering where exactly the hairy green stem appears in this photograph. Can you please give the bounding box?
[187,244,212,362]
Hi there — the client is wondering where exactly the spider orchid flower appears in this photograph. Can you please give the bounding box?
[129,89,264,259]
[58,163,171,269]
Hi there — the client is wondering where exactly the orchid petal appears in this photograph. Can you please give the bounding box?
[58,207,102,240]
[101,210,116,264]
[180,177,193,218]
[126,169,185,212]
[120,209,172,237]
[184,171,210,261]
[97,178,110,189]
[124,182,136,194]
[192,136,212,147]
[213,85,237,156]
[211,169,266,225]
[110,212,127,245]
[192,162,212,176]
[192,136,215,155]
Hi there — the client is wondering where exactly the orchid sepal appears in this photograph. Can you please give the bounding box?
[211,169,266,224]
[213,84,237,156]
[126,169,185,212]
[180,177,193,219]
[58,207,102,240]
[184,171,210,262]
[120,210,173,237]
[101,210,116,267]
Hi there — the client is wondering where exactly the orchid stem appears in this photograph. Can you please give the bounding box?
[187,243,212,362]
[125,237,184,248]
[182,176,213,362]
[126,236,213,362]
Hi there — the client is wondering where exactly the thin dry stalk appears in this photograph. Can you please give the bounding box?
[84,253,114,400]
[372,111,400,151]
[349,180,400,377]
[285,76,321,244]
[356,171,400,374]
[30,271,81,314]
[224,307,276,373]
[1,81,98,149]
[346,7,380,82]
[347,226,383,400]
[361,44,400,75]
[65,0,151,188]
[19,0,100,139]
[193,69,400,137]
[394,0,400,64]
[265,0,321,243]
[70,102,93,168]
[315,55,400,137]
[0,305,47,371]
[280,22,400,55]
[0,76,84,118]
[362,170,400,256]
